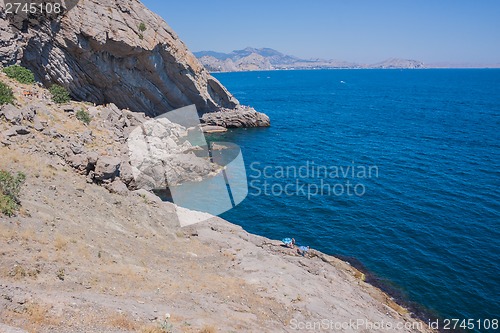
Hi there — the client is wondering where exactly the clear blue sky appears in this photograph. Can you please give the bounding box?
[141,0,500,65]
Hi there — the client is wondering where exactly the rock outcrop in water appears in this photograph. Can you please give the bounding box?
[0,0,270,127]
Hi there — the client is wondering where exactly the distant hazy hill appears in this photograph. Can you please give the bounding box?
[194,47,425,72]
[370,58,425,69]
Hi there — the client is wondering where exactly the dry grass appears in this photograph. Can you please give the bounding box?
[19,227,36,242]
[0,224,16,240]
[54,233,68,251]
[199,325,217,333]
[108,312,137,331]
[0,146,54,180]
[77,242,91,260]
[34,249,50,262]
[139,325,166,333]
[25,302,61,329]
[10,265,26,279]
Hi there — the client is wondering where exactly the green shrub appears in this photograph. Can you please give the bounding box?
[0,81,14,105]
[3,65,35,84]
[76,108,91,125]
[0,194,18,217]
[49,84,71,104]
[0,170,26,216]
[138,22,147,32]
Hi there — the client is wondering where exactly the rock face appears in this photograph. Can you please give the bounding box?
[94,156,121,181]
[202,107,271,128]
[127,115,219,190]
[0,0,270,127]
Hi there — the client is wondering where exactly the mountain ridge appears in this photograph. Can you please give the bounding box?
[194,47,426,72]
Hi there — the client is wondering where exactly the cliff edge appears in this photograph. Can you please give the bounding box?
[0,0,270,126]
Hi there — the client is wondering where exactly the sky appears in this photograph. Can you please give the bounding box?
[141,0,500,65]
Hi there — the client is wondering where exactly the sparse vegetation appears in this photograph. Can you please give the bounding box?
[138,22,146,40]
[109,313,137,330]
[0,187,17,216]
[56,268,65,281]
[159,314,173,333]
[10,264,27,279]
[0,169,26,216]
[0,81,15,105]
[3,65,35,84]
[49,84,71,104]
[54,234,68,251]
[76,108,91,124]
[25,302,61,328]
[140,325,167,333]
[199,325,217,333]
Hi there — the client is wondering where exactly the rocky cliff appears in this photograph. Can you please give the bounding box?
[0,0,270,126]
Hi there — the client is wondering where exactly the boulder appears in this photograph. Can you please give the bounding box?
[70,142,84,155]
[3,126,30,137]
[32,116,45,131]
[106,178,129,196]
[87,152,99,167]
[201,125,228,133]
[20,105,36,121]
[118,159,135,187]
[202,106,270,128]
[78,130,93,144]
[67,154,89,173]
[94,156,121,181]
[0,105,22,125]
[87,107,100,117]
[133,189,162,204]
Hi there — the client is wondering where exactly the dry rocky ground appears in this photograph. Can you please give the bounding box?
[0,74,433,332]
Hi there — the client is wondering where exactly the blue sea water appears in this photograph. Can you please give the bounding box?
[211,69,500,330]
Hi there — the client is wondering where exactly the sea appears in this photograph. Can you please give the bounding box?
[209,69,500,331]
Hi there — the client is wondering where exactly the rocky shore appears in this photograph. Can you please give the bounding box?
[0,69,434,332]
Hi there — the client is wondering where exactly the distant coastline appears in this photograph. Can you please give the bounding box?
[194,47,500,72]
[208,67,500,74]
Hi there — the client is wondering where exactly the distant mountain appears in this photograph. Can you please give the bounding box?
[194,47,426,72]
[370,58,425,69]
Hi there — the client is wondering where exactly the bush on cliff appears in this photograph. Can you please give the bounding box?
[76,108,91,125]
[0,170,26,216]
[0,82,15,105]
[50,84,71,104]
[138,22,146,39]
[3,65,35,84]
